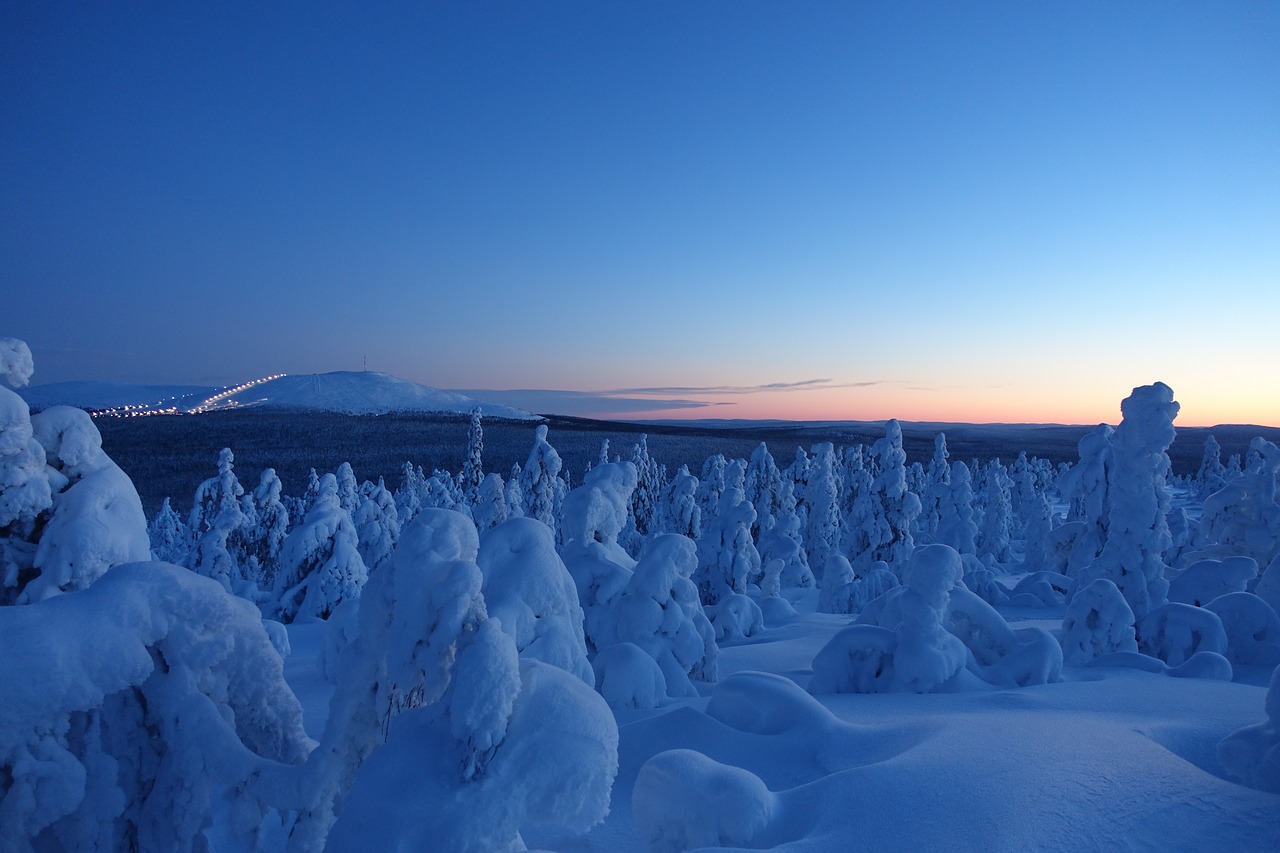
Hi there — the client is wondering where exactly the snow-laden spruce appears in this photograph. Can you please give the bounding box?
[1198,437,1280,568]
[695,459,762,604]
[812,544,1061,693]
[0,562,312,852]
[559,461,639,656]
[352,476,399,574]
[520,423,565,532]
[605,534,718,701]
[477,516,594,685]
[932,460,978,556]
[272,473,368,622]
[851,419,921,571]
[308,508,617,852]
[9,406,149,603]
[1053,423,1114,574]
[0,342,52,564]
[662,464,701,539]
[804,442,842,572]
[1060,578,1139,664]
[757,476,814,589]
[188,447,247,591]
[745,442,784,540]
[1073,382,1178,626]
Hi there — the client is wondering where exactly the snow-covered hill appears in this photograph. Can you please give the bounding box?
[19,372,537,420]
[18,381,216,412]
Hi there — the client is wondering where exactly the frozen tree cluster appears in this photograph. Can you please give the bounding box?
[7,345,1280,850]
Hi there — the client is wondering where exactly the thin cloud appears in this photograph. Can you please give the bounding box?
[456,378,897,418]
[608,379,892,396]
[455,389,729,417]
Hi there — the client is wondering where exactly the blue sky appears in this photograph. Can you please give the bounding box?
[4,2,1277,425]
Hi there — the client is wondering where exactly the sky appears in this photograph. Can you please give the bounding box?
[3,1,1277,426]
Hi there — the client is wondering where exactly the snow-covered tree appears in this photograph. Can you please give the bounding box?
[976,460,1013,565]
[629,434,661,537]
[1010,453,1055,572]
[478,516,593,685]
[758,477,814,588]
[812,544,969,693]
[472,471,509,533]
[298,467,322,519]
[4,405,149,604]
[0,340,52,597]
[744,442,783,540]
[695,463,762,605]
[786,446,811,530]
[919,433,952,541]
[818,554,863,615]
[933,461,978,556]
[814,544,1061,694]
[187,447,246,591]
[610,534,719,696]
[394,462,425,526]
[851,420,921,572]
[334,461,360,518]
[0,562,312,851]
[1198,437,1280,568]
[0,337,35,390]
[148,497,191,566]
[697,453,728,523]
[1073,382,1179,626]
[804,442,843,575]
[521,424,565,532]
[1056,424,1114,572]
[560,461,639,656]
[662,465,702,539]
[505,463,525,518]
[353,476,400,574]
[301,508,618,851]
[255,467,290,566]
[273,473,368,622]
[1059,578,1138,664]
[461,407,485,503]
[422,467,464,512]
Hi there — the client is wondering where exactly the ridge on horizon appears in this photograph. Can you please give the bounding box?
[17,370,537,421]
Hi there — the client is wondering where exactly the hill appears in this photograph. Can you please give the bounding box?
[19,371,536,420]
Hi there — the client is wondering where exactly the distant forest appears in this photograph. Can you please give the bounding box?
[95,409,1280,516]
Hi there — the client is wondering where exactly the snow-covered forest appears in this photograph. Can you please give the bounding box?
[3,336,1279,852]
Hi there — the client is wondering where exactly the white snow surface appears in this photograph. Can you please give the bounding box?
[276,586,1280,852]
[19,371,537,419]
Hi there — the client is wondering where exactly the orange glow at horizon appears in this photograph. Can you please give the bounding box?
[589,383,1280,428]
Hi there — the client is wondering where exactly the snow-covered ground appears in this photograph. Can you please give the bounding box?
[280,591,1278,852]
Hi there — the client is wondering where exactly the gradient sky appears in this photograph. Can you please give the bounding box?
[4,1,1277,426]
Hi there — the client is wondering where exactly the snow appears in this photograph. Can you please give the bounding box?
[478,516,594,685]
[0,562,311,851]
[5,354,1280,852]
[0,338,35,388]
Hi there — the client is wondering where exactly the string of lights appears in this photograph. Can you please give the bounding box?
[91,374,287,418]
